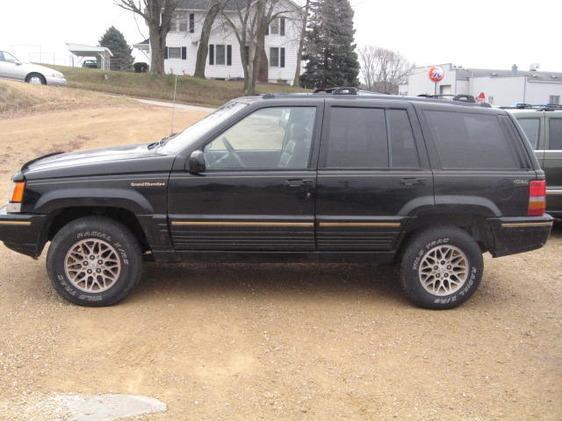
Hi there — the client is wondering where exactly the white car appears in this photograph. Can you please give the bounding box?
[0,50,66,86]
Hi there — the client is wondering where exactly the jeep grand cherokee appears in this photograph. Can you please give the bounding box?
[0,90,553,309]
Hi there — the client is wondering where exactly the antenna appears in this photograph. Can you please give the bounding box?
[170,75,179,135]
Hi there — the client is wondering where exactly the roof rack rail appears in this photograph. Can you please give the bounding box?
[313,87,388,96]
[313,87,359,95]
[500,103,562,111]
[417,94,477,103]
[417,93,493,108]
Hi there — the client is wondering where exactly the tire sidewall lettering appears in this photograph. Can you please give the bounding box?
[412,237,450,271]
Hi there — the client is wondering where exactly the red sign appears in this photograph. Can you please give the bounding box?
[476,92,487,102]
[428,66,445,83]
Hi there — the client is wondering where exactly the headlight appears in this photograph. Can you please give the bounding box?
[7,181,25,213]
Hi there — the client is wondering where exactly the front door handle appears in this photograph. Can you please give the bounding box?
[286,179,313,188]
[400,177,426,186]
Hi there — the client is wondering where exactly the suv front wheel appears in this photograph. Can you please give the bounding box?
[400,227,483,309]
[47,216,143,306]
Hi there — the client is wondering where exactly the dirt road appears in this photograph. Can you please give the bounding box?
[0,87,560,420]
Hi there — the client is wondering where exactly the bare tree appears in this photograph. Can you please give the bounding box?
[221,0,298,95]
[293,0,310,87]
[194,0,226,79]
[115,0,179,75]
[221,0,272,95]
[359,46,413,94]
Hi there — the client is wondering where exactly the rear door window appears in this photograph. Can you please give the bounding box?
[387,109,420,168]
[517,118,540,149]
[324,107,388,168]
[548,118,562,150]
[425,110,522,170]
[322,107,421,169]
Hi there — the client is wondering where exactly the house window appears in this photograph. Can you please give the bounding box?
[171,11,188,32]
[270,47,285,68]
[549,95,560,105]
[217,45,226,65]
[189,13,195,33]
[209,44,232,66]
[167,47,182,59]
[269,17,286,36]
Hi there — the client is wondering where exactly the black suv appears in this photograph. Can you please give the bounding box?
[0,91,553,309]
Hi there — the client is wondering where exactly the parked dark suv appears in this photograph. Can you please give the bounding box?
[0,90,553,309]
[509,108,562,218]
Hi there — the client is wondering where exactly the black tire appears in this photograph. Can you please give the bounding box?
[400,226,483,310]
[47,216,143,307]
[25,73,46,85]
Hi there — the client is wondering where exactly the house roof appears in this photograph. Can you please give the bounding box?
[177,0,251,11]
[66,43,113,57]
[177,0,301,12]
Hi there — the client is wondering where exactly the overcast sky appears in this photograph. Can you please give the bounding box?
[1,0,560,71]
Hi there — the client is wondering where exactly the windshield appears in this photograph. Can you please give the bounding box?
[1,51,20,63]
[161,101,248,153]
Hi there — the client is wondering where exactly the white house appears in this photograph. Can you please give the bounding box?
[399,63,562,107]
[137,0,302,84]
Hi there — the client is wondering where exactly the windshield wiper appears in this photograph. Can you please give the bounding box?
[147,133,178,149]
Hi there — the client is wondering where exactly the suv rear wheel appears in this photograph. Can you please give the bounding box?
[47,216,143,306]
[400,227,483,309]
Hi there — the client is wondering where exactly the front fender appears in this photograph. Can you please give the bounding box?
[32,188,154,215]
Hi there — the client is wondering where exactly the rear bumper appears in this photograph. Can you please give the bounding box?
[487,215,554,257]
[0,206,48,258]
[546,188,562,219]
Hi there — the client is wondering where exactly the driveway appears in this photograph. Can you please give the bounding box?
[0,93,560,419]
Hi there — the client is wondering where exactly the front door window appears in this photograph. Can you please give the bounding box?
[203,107,316,170]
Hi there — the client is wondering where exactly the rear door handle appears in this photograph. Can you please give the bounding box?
[400,177,426,186]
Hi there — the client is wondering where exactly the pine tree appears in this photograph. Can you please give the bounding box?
[99,26,134,71]
[300,0,360,89]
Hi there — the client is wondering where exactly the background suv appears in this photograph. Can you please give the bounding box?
[511,108,562,218]
[0,91,553,309]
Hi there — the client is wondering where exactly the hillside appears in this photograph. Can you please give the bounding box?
[52,66,307,107]
[0,79,127,118]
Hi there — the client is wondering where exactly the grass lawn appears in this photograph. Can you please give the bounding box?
[52,66,308,107]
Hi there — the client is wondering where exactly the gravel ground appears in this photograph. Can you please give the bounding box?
[0,93,560,420]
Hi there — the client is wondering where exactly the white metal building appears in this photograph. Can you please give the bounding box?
[66,43,113,70]
[399,63,562,107]
[139,0,302,84]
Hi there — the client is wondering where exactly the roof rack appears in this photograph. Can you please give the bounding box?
[500,103,562,111]
[313,87,360,95]
[417,93,493,108]
[417,94,477,103]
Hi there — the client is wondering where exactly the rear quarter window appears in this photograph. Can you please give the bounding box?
[548,118,562,150]
[425,110,523,170]
[516,118,540,149]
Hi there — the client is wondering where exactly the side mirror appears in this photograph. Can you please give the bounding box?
[188,150,206,174]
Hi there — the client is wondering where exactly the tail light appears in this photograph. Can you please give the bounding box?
[528,180,546,216]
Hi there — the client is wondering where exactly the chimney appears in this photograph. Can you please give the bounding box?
[512,64,518,74]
